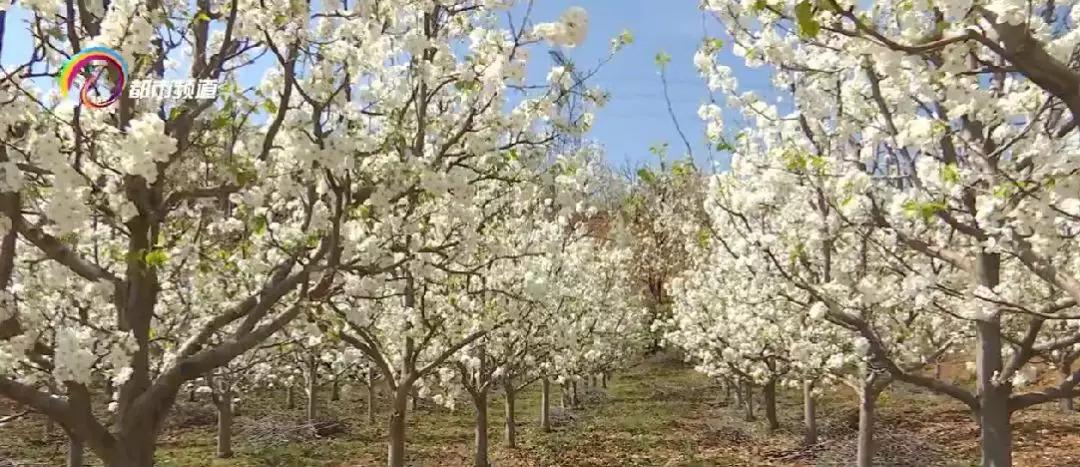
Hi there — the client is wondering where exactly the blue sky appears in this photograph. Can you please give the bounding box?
[0,1,771,172]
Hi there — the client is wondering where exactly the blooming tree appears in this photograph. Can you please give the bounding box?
[691,0,1080,465]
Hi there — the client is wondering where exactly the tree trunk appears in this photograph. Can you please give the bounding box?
[540,378,551,432]
[306,355,319,423]
[504,380,516,448]
[763,378,779,434]
[856,381,877,467]
[742,381,755,421]
[571,380,579,407]
[973,252,1012,467]
[368,367,378,424]
[107,428,157,467]
[1061,361,1075,412]
[331,378,341,402]
[561,382,569,410]
[410,388,419,411]
[188,386,196,402]
[602,372,608,389]
[976,320,1012,467]
[388,387,409,467]
[286,385,295,410]
[216,391,234,458]
[803,380,818,445]
[67,432,84,467]
[471,389,490,467]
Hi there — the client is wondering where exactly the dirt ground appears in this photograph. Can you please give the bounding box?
[3,356,1080,466]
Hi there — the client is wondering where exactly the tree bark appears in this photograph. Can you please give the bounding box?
[763,378,779,434]
[803,380,817,445]
[742,381,755,421]
[286,385,295,410]
[410,388,419,411]
[331,377,341,402]
[571,380,579,407]
[471,389,490,467]
[856,380,877,467]
[188,386,196,402]
[855,374,889,467]
[540,378,551,432]
[67,432,84,467]
[504,380,516,448]
[215,390,234,458]
[368,367,378,424]
[602,372,608,389]
[974,252,1012,467]
[306,355,319,423]
[388,387,409,467]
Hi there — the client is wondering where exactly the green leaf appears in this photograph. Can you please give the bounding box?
[752,0,769,11]
[901,200,947,223]
[251,215,268,235]
[144,249,169,269]
[263,100,279,115]
[794,1,820,38]
[703,37,725,53]
[194,11,212,23]
[654,50,672,68]
[696,228,711,248]
[782,149,808,172]
[636,168,657,185]
[211,114,231,130]
[941,163,960,185]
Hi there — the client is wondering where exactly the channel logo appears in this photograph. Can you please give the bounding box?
[57,47,128,108]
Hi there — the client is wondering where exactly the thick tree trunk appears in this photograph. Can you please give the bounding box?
[67,432,84,467]
[216,389,234,458]
[368,367,378,424]
[763,378,779,434]
[108,428,157,467]
[602,372,608,389]
[306,356,319,423]
[974,252,1012,467]
[803,380,817,445]
[388,387,409,467]
[504,380,516,448]
[540,378,551,432]
[472,389,490,467]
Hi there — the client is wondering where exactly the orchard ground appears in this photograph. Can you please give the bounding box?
[3,354,1079,466]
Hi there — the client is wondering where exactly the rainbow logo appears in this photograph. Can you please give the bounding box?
[57,47,128,108]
